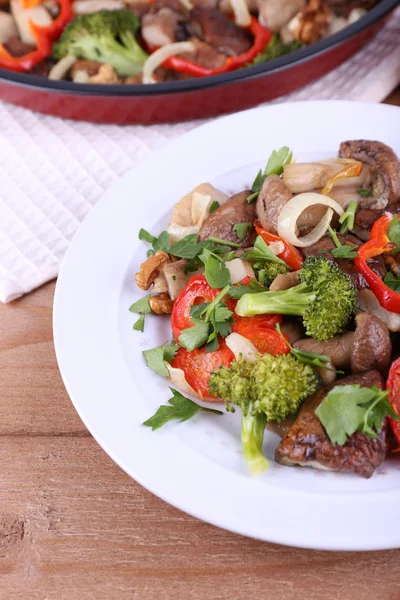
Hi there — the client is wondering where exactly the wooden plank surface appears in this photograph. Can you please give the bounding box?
[1,91,400,599]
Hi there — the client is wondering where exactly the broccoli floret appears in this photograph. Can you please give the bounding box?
[236,257,357,341]
[209,354,319,474]
[53,9,148,77]
[257,261,290,287]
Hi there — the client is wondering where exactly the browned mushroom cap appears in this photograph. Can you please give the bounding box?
[339,140,400,210]
[269,270,300,292]
[293,332,355,369]
[351,313,392,374]
[255,175,293,233]
[198,190,256,247]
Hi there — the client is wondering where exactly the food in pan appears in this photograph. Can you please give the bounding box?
[0,0,380,83]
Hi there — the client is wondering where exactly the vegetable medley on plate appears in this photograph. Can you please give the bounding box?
[131,139,400,479]
[0,0,381,83]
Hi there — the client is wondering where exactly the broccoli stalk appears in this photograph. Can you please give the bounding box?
[53,10,148,77]
[236,257,357,341]
[209,353,320,475]
[242,403,268,475]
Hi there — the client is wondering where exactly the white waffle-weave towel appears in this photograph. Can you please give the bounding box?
[0,7,399,302]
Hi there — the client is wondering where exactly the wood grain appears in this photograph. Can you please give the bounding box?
[0,91,399,598]
[0,436,400,600]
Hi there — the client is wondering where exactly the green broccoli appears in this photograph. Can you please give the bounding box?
[209,353,319,475]
[256,261,290,287]
[53,9,148,77]
[236,257,357,341]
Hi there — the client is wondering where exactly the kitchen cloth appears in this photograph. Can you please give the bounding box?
[0,6,399,302]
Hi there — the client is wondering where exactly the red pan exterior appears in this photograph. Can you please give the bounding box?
[0,9,394,124]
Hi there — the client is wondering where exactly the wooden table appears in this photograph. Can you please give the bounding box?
[1,92,400,600]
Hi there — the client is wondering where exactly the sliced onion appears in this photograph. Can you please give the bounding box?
[167,365,198,397]
[229,0,251,26]
[277,192,344,248]
[225,333,258,361]
[191,192,212,229]
[321,161,363,195]
[143,41,195,84]
[268,240,285,256]
[226,259,255,284]
[179,0,193,8]
[49,55,76,80]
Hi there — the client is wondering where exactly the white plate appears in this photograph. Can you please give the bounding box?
[54,101,400,551]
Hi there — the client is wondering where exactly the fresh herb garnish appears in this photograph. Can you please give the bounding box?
[209,200,220,213]
[139,228,156,244]
[142,343,179,377]
[328,226,358,259]
[200,248,231,289]
[331,245,358,259]
[357,189,373,197]
[384,271,400,292]
[208,237,241,249]
[179,321,210,352]
[244,236,287,266]
[233,222,252,241]
[315,385,399,445]
[248,35,302,66]
[276,324,341,373]
[227,279,265,299]
[318,248,330,255]
[248,146,293,203]
[168,234,202,259]
[339,200,358,234]
[129,294,152,332]
[388,215,400,254]
[143,388,223,431]
[179,285,233,353]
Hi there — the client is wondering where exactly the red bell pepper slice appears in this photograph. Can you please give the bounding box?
[254,221,304,271]
[162,17,271,78]
[0,0,72,72]
[386,357,400,451]
[354,215,400,313]
[171,343,235,400]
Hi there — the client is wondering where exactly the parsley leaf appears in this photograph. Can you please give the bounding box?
[233,222,252,241]
[357,189,372,197]
[143,388,223,431]
[384,271,400,292]
[339,200,358,234]
[133,315,145,332]
[331,245,358,259]
[248,35,302,66]
[139,228,156,244]
[328,226,357,259]
[248,146,293,202]
[200,249,231,289]
[228,280,264,299]
[129,294,152,332]
[129,295,152,314]
[388,215,400,254]
[209,200,220,213]
[244,236,287,266]
[178,321,210,352]
[142,343,179,377]
[169,234,202,259]
[315,385,399,446]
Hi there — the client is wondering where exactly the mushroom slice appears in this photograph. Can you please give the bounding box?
[339,140,400,210]
[162,259,201,300]
[168,183,228,242]
[351,313,391,374]
[256,175,293,233]
[293,332,355,369]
